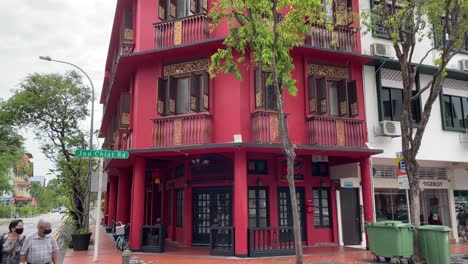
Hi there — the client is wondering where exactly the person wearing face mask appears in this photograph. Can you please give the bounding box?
[1,219,25,264]
[19,219,58,264]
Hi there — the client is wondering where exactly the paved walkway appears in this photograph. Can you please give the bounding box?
[63,226,468,264]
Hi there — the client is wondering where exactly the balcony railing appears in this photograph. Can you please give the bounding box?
[252,110,282,143]
[305,23,359,53]
[154,14,209,49]
[307,116,366,148]
[153,113,212,147]
[248,226,295,257]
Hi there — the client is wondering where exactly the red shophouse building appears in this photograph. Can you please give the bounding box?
[100,0,382,257]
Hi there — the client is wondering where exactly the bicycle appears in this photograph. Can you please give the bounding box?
[114,221,130,252]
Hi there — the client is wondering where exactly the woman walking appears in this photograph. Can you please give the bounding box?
[1,219,25,264]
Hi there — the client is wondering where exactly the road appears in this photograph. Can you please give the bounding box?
[0,212,63,237]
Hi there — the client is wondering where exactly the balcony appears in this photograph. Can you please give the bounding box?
[153,113,212,147]
[154,14,209,49]
[305,23,359,53]
[307,116,366,148]
[252,110,281,143]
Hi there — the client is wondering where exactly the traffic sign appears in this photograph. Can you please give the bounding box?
[75,149,129,159]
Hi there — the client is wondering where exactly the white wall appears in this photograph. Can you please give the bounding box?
[363,66,468,163]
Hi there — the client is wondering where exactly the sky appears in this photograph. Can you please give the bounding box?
[0,1,116,179]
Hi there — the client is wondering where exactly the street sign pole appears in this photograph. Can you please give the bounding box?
[93,158,103,262]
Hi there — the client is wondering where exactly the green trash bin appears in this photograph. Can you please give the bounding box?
[365,221,414,263]
[418,225,451,264]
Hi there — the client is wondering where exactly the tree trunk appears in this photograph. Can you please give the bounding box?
[407,156,422,263]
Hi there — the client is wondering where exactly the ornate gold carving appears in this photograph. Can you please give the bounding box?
[309,98,316,113]
[174,21,182,45]
[339,101,348,116]
[124,28,133,41]
[158,100,164,114]
[255,92,262,108]
[173,119,182,145]
[269,114,279,142]
[170,3,176,18]
[121,113,130,127]
[159,6,166,20]
[190,96,197,111]
[203,95,209,109]
[308,64,349,79]
[169,99,176,113]
[336,119,345,146]
[164,59,210,76]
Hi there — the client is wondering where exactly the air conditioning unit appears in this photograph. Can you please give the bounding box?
[379,121,401,137]
[371,43,392,58]
[459,59,468,71]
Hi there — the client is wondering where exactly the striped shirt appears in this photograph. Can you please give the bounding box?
[20,232,58,264]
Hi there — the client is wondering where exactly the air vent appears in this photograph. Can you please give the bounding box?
[373,165,396,178]
[418,167,447,180]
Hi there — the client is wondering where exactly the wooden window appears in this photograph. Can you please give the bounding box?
[176,189,184,227]
[248,188,269,228]
[313,187,331,228]
[157,71,209,116]
[309,75,358,117]
[254,68,278,111]
[159,0,207,21]
[334,0,353,25]
[441,94,468,131]
[247,160,268,175]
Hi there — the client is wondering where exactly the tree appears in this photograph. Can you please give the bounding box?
[363,0,468,262]
[1,71,91,232]
[209,1,324,263]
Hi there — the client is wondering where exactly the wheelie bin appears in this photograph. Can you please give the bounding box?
[365,221,414,264]
[418,225,451,264]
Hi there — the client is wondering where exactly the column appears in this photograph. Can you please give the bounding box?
[360,157,374,223]
[116,169,131,224]
[108,176,118,226]
[129,157,146,250]
[183,159,193,246]
[103,183,109,226]
[234,150,248,257]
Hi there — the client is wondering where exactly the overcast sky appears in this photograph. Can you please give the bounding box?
[0,1,116,179]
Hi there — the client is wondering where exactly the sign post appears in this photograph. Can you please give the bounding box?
[74,149,129,262]
[395,152,409,189]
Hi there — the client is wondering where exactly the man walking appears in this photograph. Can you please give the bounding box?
[19,219,58,264]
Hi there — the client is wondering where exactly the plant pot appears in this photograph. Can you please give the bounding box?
[71,232,92,251]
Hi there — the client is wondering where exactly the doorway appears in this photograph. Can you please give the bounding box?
[278,187,306,241]
[340,188,361,245]
[192,187,232,245]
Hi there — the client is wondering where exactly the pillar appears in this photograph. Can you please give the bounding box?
[360,157,374,223]
[108,176,118,226]
[116,169,132,224]
[234,150,248,257]
[129,157,146,250]
[183,159,193,246]
[103,183,109,226]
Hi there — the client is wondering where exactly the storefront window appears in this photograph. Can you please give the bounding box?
[454,191,468,213]
[420,189,450,226]
[374,189,409,223]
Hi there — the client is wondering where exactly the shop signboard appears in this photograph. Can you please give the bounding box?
[395,152,409,189]
[419,179,449,189]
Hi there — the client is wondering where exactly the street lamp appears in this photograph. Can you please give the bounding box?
[39,55,94,232]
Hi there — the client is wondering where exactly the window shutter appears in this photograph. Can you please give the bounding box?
[308,76,317,114]
[200,72,209,111]
[200,0,208,13]
[169,0,177,19]
[254,68,264,109]
[347,80,359,117]
[190,73,200,112]
[318,77,328,115]
[190,0,199,14]
[157,78,166,115]
[168,76,177,115]
[159,0,167,20]
[337,79,348,116]
[334,0,348,25]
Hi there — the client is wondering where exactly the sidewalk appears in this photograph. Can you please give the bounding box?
[63,226,468,264]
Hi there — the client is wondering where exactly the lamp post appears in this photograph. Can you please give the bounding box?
[39,56,94,232]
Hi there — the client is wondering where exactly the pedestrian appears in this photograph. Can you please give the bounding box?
[19,219,58,264]
[458,206,467,242]
[0,219,25,264]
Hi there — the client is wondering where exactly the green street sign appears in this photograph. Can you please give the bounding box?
[75,149,129,159]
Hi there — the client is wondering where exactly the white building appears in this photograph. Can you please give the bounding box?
[360,0,468,242]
